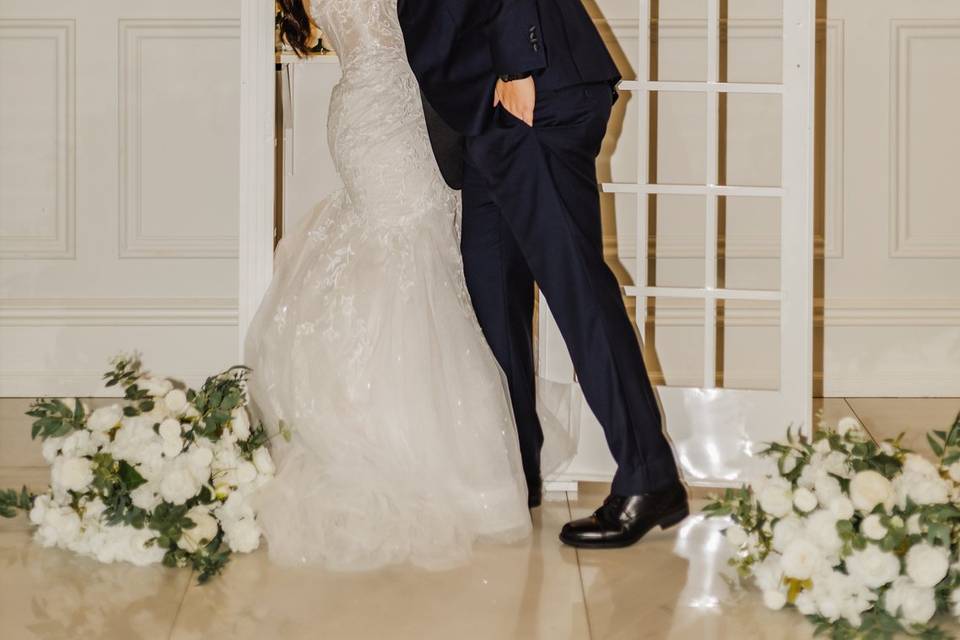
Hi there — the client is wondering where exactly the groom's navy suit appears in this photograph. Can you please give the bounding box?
[399,0,681,495]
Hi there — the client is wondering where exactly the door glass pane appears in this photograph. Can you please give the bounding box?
[656,92,706,185]
[722,93,782,187]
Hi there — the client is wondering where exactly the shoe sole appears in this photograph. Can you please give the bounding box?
[558,504,690,550]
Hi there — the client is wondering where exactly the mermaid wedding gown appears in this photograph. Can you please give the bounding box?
[243,0,533,570]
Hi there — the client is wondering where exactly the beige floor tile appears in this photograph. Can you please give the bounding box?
[846,398,960,458]
[0,530,191,640]
[169,500,589,640]
[572,497,817,640]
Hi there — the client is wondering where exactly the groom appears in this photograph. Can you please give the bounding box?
[398,0,688,549]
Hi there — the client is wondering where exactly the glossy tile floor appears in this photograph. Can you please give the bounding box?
[1,398,959,640]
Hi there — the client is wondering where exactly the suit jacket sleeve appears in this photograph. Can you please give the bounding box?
[489,0,547,76]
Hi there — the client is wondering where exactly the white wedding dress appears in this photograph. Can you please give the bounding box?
[243,0,533,570]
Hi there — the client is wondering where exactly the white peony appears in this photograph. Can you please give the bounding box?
[136,376,173,398]
[158,418,182,442]
[805,509,843,558]
[905,543,950,588]
[828,496,855,521]
[845,545,901,589]
[29,494,52,525]
[221,516,261,553]
[88,404,123,433]
[236,460,258,485]
[907,513,923,535]
[178,506,220,553]
[793,487,818,513]
[949,461,960,483]
[130,484,162,511]
[837,416,865,438]
[59,430,97,458]
[762,589,787,610]
[230,408,251,441]
[725,524,748,547]
[861,514,888,541]
[884,576,937,625]
[908,478,950,506]
[163,389,188,415]
[252,447,275,476]
[159,462,200,505]
[822,451,853,478]
[757,478,794,518]
[849,470,893,513]
[814,474,842,506]
[51,456,94,493]
[41,437,64,464]
[781,538,822,580]
[772,514,803,553]
[125,526,167,566]
[781,450,800,474]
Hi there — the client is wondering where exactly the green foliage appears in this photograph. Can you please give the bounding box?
[161,535,232,584]
[237,421,269,460]
[191,366,251,440]
[0,485,36,518]
[27,398,86,440]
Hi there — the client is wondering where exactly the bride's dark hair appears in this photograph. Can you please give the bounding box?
[277,0,315,58]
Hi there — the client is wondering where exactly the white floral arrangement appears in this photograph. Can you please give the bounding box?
[0,355,278,583]
[705,414,960,639]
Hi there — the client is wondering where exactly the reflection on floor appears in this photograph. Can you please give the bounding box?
[1,398,959,639]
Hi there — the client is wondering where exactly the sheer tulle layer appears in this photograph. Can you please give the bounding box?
[245,191,533,571]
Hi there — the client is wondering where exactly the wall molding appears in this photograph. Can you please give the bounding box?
[118,19,240,259]
[596,18,844,260]
[0,298,238,326]
[889,20,960,259]
[0,19,76,259]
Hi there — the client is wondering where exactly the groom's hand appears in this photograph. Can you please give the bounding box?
[494,77,536,127]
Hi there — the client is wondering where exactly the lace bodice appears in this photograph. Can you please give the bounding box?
[310,0,408,75]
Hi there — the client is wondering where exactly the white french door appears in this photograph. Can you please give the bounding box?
[541,0,815,487]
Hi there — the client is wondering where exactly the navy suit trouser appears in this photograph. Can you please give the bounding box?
[461,82,680,495]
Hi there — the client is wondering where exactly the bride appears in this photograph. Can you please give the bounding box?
[243,0,533,570]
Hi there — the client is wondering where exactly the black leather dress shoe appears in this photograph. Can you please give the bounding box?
[559,482,689,549]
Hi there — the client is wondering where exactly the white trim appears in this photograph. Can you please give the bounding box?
[0,298,237,326]
[238,0,276,358]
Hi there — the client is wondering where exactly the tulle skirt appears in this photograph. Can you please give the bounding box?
[244,190,533,571]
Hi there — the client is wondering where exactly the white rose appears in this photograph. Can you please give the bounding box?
[813,438,831,454]
[846,545,901,589]
[823,451,853,478]
[885,577,936,626]
[795,591,817,616]
[828,496,855,521]
[230,408,252,441]
[849,470,893,513]
[137,376,173,398]
[758,478,794,518]
[163,389,189,415]
[252,447,275,476]
[52,456,94,493]
[159,418,182,442]
[781,450,800,474]
[772,516,804,553]
[905,543,950,588]
[159,464,200,505]
[88,404,123,433]
[781,538,822,580]
[724,524,748,548]
[178,506,220,553]
[162,437,183,458]
[130,484,162,511]
[904,454,939,479]
[762,590,787,610]
[861,514,888,541]
[793,487,818,513]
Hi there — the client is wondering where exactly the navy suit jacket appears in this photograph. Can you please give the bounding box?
[398,0,621,137]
